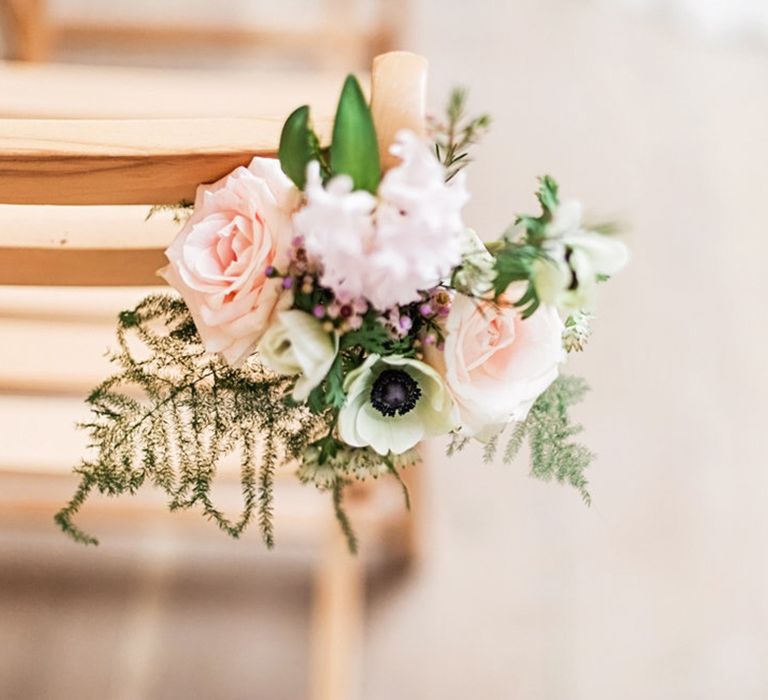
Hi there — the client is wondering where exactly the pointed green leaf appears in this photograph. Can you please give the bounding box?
[279,105,315,189]
[330,75,381,193]
[536,175,560,217]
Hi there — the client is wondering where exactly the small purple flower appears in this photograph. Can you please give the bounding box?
[313,304,325,319]
[282,277,293,290]
[423,334,436,346]
[399,315,413,332]
[419,303,433,317]
[264,265,276,277]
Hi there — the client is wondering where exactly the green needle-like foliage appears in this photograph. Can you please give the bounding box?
[55,294,328,547]
[457,375,594,504]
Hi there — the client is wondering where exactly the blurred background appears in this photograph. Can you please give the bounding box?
[1,0,767,698]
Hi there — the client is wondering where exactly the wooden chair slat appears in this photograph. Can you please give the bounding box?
[0,62,359,119]
[0,247,166,286]
[0,204,176,285]
[0,117,332,205]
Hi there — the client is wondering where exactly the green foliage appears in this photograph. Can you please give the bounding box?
[491,242,543,318]
[384,459,412,511]
[487,175,566,316]
[457,375,593,504]
[324,356,347,409]
[535,175,559,221]
[562,311,593,352]
[306,354,347,414]
[340,312,413,356]
[432,87,491,182]
[509,175,561,247]
[332,480,358,554]
[330,75,381,194]
[290,279,334,318]
[145,201,193,225]
[279,105,328,189]
[55,294,327,547]
[279,105,312,189]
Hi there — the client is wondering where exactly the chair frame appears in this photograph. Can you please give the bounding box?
[0,50,426,700]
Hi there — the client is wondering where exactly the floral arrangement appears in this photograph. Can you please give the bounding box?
[56,75,627,551]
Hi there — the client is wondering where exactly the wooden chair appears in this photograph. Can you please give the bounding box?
[0,51,426,700]
[0,0,406,68]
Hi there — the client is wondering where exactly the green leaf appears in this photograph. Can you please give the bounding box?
[492,243,540,297]
[330,75,381,193]
[306,384,327,414]
[279,105,317,190]
[515,282,540,319]
[340,313,412,356]
[324,356,347,409]
[536,175,560,216]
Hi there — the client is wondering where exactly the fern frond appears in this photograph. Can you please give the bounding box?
[502,375,593,503]
[55,294,326,546]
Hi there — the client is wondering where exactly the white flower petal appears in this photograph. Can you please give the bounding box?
[356,402,425,456]
[293,131,467,311]
[257,310,338,401]
[337,354,457,454]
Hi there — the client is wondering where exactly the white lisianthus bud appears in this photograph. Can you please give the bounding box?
[258,310,338,401]
[562,310,594,352]
[452,228,497,297]
[533,200,628,312]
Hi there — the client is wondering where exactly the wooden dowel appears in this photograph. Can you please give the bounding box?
[0,0,51,61]
[370,51,428,170]
[308,522,364,700]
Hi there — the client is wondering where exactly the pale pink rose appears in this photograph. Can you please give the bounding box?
[426,289,565,439]
[160,157,300,365]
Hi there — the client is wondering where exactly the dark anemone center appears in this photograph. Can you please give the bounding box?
[564,246,579,290]
[370,369,421,418]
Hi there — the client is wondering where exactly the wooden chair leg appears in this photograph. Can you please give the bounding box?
[308,520,365,700]
[399,459,423,566]
[0,0,51,62]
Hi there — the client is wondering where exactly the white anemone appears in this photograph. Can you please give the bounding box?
[533,200,628,311]
[338,355,457,455]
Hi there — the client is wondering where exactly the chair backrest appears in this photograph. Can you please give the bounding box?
[0,0,407,68]
[0,51,427,287]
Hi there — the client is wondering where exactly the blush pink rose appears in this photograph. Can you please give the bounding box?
[160,157,300,365]
[426,288,565,439]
